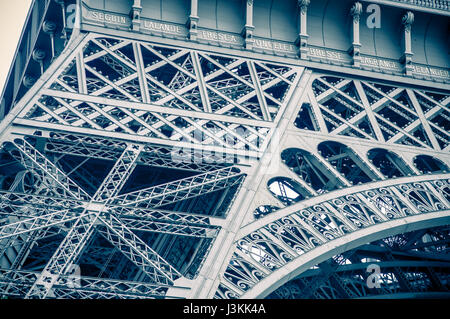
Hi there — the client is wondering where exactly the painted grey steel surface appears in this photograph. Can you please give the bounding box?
[0,0,449,299]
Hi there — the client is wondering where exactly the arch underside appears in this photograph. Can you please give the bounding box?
[267,224,450,299]
[236,212,450,299]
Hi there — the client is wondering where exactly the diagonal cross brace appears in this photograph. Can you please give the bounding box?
[6,138,91,201]
[93,144,143,201]
[111,166,243,209]
[1,139,90,291]
[96,213,183,286]
[0,210,82,241]
[118,216,219,238]
[0,268,169,299]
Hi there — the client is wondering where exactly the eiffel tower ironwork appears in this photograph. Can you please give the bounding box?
[0,0,449,299]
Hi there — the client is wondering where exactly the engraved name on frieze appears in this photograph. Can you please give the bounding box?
[88,11,128,25]
[253,39,296,53]
[309,47,347,61]
[428,68,449,78]
[360,56,400,70]
[198,30,241,44]
[412,65,450,78]
[142,20,184,35]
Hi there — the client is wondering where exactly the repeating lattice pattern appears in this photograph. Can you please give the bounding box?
[19,36,300,155]
[0,32,448,300]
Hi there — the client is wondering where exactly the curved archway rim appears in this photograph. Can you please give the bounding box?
[240,210,450,299]
[238,173,450,238]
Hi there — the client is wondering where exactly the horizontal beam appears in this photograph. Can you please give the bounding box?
[0,190,84,210]
[111,166,244,208]
[119,216,219,238]
[11,121,262,159]
[0,268,178,298]
[97,213,183,285]
[45,138,226,172]
[360,0,450,16]
[79,29,450,91]
[0,210,81,240]
[41,89,274,128]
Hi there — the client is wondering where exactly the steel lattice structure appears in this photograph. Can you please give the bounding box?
[0,0,449,299]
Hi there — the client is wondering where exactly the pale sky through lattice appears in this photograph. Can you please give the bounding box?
[0,1,32,95]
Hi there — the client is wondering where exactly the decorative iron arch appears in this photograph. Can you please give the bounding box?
[241,211,450,298]
[214,174,450,299]
[266,224,450,299]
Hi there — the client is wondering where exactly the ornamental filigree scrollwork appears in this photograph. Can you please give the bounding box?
[431,179,450,204]
[214,283,240,299]
[32,49,46,62]
[42,21,57,34]
[22,75,37,89]
[216,177,450,299]
[237,231,293,270]
[364,187,413,219]
[266,216,321,253]
[350,2,363,23]
[396,182,446,212]
[296,205,350,240]
[402,11,414,32]
[222,253,266,292]
[331,194,383,228]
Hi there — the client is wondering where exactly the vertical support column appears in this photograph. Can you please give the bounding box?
[130,0,142,31]
[187,0,200,41]
[349,2,362,68]
[242,0,255,49]
[296,0,310,59]
[401,11,414,76]
[190,70,311,299]
[132,42,150,103]
[75,52,87,95]
[191,52,212,113]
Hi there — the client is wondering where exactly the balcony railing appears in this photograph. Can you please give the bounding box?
[363,0,449,11]
[394,0,448,10]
